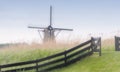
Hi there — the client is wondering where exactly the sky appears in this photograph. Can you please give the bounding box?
[0,0,120,43]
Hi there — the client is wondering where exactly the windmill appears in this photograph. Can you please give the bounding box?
[28,6,73,43]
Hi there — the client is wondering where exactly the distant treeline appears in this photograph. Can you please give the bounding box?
[0,43,28,48]
[0,43,10,48]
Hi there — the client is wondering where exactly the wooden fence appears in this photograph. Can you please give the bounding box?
[0,37,101,72]
[115,36,120,51]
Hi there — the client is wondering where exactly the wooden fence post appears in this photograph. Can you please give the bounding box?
[91,37,101,56]
[115,36,117,51]
[36,61,39,72]
[91,37,94,53]
[115,36,120,51]
[0,67,1,72]
[0,65,1,72]
[64,50,67,65]
[99,37,101,56]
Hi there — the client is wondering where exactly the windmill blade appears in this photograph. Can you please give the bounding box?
[28,26,46,29]
[50,5,52,26]
[50,29,52,39]
[55,30,61,37]
[38,30,43,40]
[54,28,73,31]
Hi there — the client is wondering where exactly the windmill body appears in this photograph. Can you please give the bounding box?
[28,6,73,43]
[43,26,55,43]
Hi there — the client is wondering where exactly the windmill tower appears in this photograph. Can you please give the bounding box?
[28,6,73,43]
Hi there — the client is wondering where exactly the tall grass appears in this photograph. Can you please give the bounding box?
[0,42,76,65]
[0,38,118,72]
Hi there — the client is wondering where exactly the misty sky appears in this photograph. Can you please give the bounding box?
[0,0,120,43]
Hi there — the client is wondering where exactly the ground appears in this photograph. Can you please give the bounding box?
[54,45,120,72]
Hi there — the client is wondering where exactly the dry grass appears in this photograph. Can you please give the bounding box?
[0,38,115,52]
[0,38,115,54]
[0,41,81,64]
[102,38,114,47]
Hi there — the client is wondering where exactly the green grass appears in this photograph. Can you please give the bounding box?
[1,44,120,72]
[53,45,120,72]
[0,47,65,65]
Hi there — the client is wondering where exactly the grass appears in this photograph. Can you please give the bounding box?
[1,38,120,72]
[0,43,70,72]
[0,42,74,65]
[53,45,118,72]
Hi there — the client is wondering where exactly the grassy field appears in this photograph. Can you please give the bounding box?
[0,43,72,65]
[54,45,119,72]
[53,39,118,72]
[1,38,120,72]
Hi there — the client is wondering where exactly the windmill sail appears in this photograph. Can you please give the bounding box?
[50,5,52,26]
[54,28,73,31]
[28,26,46,29]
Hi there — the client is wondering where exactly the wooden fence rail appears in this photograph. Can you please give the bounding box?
[0,37,101,72]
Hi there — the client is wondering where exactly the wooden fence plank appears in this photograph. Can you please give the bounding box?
[65,40,91,53]
[66,45,91,59]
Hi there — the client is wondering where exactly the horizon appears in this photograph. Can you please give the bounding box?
[0,0,120,44]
